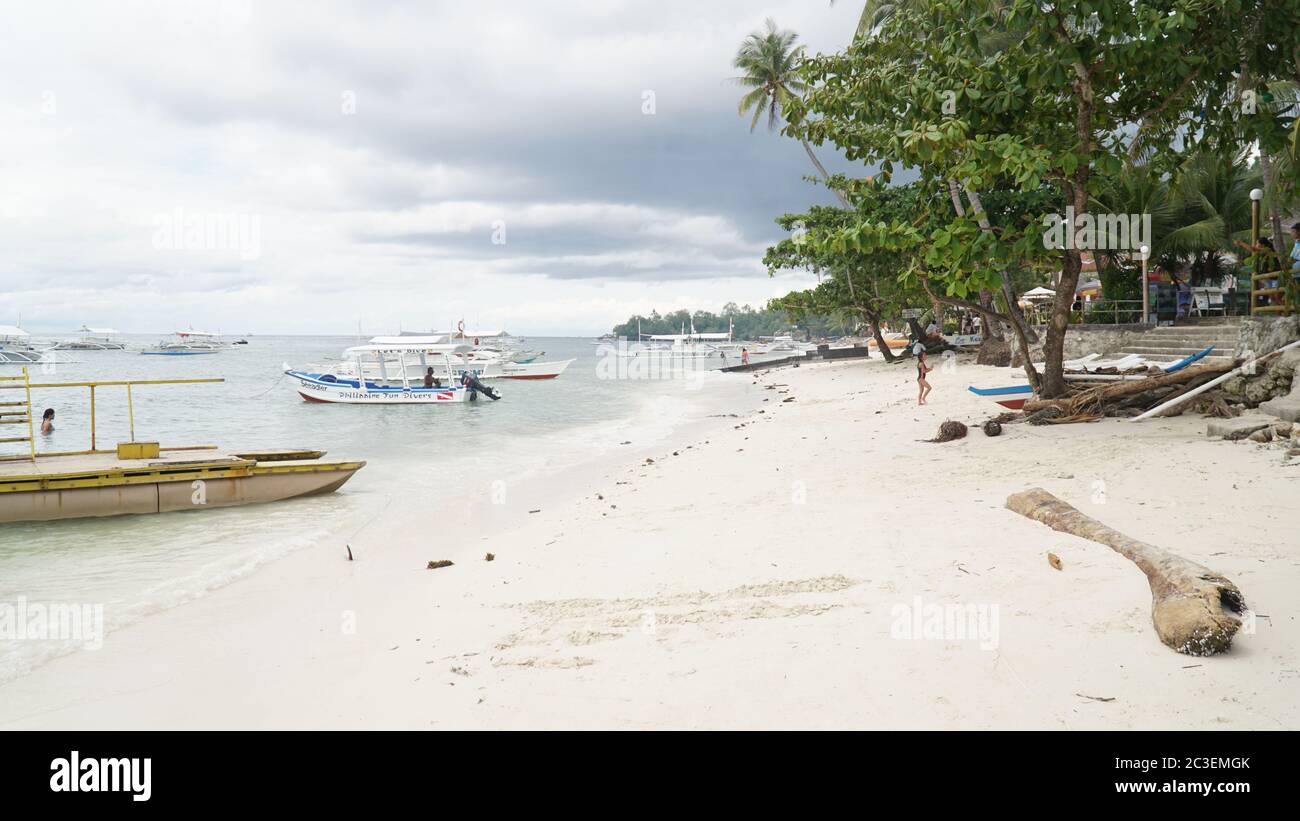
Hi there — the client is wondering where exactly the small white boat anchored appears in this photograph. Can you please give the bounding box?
[0,325,56,365]
[142,330,228,356]
[50,325,128,351]
[286,341,502,405]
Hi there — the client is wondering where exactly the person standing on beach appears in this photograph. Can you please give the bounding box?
[741,348,749,365]
[915,349,932,405]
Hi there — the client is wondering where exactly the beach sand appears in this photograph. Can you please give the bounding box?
[1,356,1296,729]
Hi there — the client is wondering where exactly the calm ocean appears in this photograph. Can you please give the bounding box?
[0,334,764,680]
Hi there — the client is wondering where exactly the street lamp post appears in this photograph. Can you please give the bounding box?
[1250,188,1264,316]
[1140,244,1150,325]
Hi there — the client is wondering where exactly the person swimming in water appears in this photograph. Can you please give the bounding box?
[40,408,55,435]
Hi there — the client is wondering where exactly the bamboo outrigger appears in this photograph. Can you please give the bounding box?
[0,369,365,523]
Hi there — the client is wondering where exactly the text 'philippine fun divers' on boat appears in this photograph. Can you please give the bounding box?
[0,368,364,523]
[285,339,504,405]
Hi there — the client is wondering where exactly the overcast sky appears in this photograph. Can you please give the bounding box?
[0,0,870,335]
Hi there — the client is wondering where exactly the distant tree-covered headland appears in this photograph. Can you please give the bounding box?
[610,303,845,340]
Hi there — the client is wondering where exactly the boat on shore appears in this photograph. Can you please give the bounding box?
[968,384,1034,410]
[0,369,364,523]
[969,346,1218,409]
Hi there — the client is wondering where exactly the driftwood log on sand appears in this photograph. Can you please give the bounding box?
[1006,488,1246,656]
[1021,360,1237,417]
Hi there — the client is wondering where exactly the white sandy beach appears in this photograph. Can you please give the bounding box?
[1,356,1296,730]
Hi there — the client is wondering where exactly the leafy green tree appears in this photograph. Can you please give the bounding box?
[787,0,1279,396]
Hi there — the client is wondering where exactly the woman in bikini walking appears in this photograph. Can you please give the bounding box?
[915,347,933,405]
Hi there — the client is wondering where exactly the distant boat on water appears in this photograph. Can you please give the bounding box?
[141,330,227,355]
[50,325,127,351]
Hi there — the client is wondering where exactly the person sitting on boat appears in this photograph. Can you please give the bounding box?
[423,367,441,388]
[40,408,54,435]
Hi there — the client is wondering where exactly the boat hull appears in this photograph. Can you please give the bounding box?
[0,455,365,523]
[478,358,573,379]
[288,371,473,404]
[968,384,1033,410]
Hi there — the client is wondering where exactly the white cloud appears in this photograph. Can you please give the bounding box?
[0,0,866,335]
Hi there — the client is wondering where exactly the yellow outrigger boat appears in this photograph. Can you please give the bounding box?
[0,369,365,524]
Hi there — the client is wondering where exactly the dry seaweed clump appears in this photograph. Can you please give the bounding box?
[926,420,968,443]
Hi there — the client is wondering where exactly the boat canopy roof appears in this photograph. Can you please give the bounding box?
[0,325,30,337]
[345,342,473,356]
[176,330,219,337]
[648,333,731,341]
[370,335,451,346]
[81,325,119,334]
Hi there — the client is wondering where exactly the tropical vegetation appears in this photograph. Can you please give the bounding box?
[738,1,1300,397]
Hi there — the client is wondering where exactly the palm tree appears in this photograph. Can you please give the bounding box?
[1164,151,1263,286]
[732,19,849,208]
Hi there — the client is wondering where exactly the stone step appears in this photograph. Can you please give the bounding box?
[1206,415,1277,439]
[1175,317,1245,326]
[1146,334,1239,343]
[1117,346,1235,360]
[1127,338,1234,348]
[1146,330,1240,340]
[1260,397,1300,423]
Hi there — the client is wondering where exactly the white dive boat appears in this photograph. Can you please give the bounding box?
[141,330,228,356]
[286,341,501,405]
[751,334,819,355]
[50,325,128,351]
[0,325,56,365]
[354,336,571,380]
[402,327,544,363]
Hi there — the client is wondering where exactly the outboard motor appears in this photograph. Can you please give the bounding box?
[460,371,501,401]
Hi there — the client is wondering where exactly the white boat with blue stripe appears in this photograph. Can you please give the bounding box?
[286,341,500,405]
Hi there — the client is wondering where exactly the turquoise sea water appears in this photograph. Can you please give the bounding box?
[0,335,763,680]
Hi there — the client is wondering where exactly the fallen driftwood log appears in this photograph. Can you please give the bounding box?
[1132,339,1300,421]
[1022,360,1238,419]
[1006,488,1246,656]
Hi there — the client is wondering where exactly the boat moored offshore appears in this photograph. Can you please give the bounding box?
[0,368,365,523]
[286,340,503,405]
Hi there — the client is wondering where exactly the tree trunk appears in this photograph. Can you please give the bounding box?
[1043,240,1081,398]
[801,138,851,209]
[1260,150,1284,248]
[869,318,899,363]
[920,276,1041,388]
[1000,277,1038,344]
[960,185,1008,340]
[1006,488,1246,656]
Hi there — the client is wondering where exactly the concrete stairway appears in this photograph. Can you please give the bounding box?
[1113,319,1240,366]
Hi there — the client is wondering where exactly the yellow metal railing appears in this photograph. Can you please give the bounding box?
[0,367,37,461]
[0,376,222,458]
[1251,269,1297,316]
